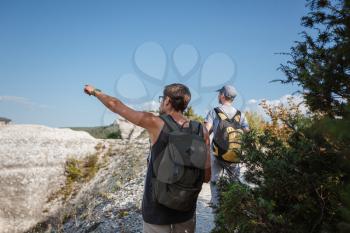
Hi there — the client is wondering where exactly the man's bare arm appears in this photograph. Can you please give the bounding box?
[204,122,213,136]
[84,85,160,132]
[203,124,211,183]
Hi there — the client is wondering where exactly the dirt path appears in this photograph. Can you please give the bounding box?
[196,183,214,233]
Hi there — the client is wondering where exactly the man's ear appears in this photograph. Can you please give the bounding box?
[218,94,222,102]
[164,96,171,107]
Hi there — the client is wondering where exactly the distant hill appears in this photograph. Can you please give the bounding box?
[0,117,11,124]
[68,125,121,139]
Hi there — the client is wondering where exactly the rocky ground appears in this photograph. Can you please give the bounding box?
[27,138,214,233]
[25,139,148,233]
[0,124,99,233]
[1,124,214,233]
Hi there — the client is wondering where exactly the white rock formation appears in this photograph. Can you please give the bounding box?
[117,118,145,140]
[0,124,99,233]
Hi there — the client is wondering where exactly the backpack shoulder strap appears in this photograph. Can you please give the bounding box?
[189,121,204,138]
[231,110,242,124]
[159,114,180,132]
[214,107,229,121]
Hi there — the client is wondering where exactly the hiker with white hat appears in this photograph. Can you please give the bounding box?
[204,85,249,207]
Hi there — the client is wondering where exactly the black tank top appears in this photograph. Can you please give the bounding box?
[142,116,196,224]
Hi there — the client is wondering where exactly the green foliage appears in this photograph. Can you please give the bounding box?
[213,1,350,232]
[212,182,260,233]
[49,154,100,201]
[106,131,121,139]
[279,0,350,117]
[184,106,204,122]
[317,105,350,233]
[83,154,99,180]
[66,154,99,182]
[214,106,350,232]
[338,185,350,232]
[245,111,265,134]
[66,158,83,181]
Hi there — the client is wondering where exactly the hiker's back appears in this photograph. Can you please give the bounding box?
[207,105,244,137]
[142,114,206,225]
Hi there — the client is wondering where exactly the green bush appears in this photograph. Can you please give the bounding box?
[106,131,121,139]
[48,154,100,201]
[213,103,350,233]
[213,1,350,231]
[184,106,204,122]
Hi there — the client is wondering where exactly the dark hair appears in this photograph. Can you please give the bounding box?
[224,95,234,102]
[163,83,191,112]
[219,91,234,102]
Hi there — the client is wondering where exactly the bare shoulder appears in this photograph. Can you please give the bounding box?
[139,112,164,129]
[142,113,165,145]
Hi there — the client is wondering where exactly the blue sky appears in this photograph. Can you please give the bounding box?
[0,0,308,127]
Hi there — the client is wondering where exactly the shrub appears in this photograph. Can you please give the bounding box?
[107,131,121,139]
[184,106,204,122]
[213,0,350,232]
[213,100,350,233]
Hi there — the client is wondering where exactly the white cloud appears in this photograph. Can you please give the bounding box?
[0,96,51,109]
[244,94,309,119]
[141,100,160,112]
[247,99,257,104]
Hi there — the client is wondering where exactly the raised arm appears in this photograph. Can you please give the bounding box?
[84,85,161,139]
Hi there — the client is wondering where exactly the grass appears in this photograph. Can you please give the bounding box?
[94,142,105,151]
[48,139,117,203]
[64,155,99,197]
[47,153,101,202]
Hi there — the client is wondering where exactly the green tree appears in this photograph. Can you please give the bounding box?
[213,1,350,232]
[278,1,350,231]
[214,102,350,233]
[184,106,204,122]
[278,0,350,117]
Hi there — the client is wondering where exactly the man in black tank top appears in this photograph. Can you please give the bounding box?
[84,83,211,233]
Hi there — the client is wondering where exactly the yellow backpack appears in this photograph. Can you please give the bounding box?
[212,108,243,163]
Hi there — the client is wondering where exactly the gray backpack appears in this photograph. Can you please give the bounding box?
[152,114,207,211]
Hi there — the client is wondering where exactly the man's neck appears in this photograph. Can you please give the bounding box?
[165,110,188,124]
[220,101,232,106]
[167,111,183,117]
[163,109,183,117]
